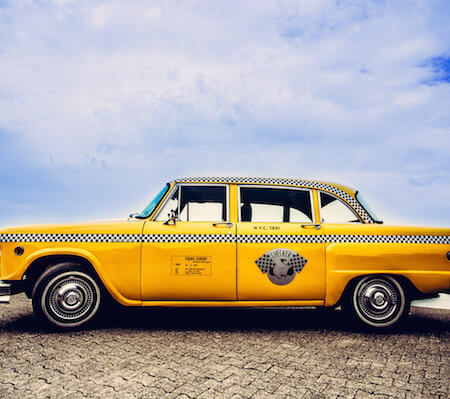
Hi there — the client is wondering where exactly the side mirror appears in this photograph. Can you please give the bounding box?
[164,209,178,225]
[128,212,139,220]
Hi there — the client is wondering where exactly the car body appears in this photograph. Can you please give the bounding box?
[1,176,449,329]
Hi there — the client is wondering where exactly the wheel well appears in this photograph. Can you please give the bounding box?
[337,273,422,307]
[23,255,101,298]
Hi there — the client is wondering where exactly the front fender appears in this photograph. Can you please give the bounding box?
[5,247,140,306]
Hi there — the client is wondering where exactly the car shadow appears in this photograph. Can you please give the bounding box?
[1,305,449,335]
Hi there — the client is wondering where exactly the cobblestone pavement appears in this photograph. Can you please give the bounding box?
[0,294,448,399]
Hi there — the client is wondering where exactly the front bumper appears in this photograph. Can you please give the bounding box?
[0,280,11,304]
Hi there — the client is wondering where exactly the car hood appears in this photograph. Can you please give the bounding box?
[0,219,145,236]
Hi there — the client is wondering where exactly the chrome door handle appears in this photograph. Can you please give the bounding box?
[213,222,233,228]
[301,224,321,230]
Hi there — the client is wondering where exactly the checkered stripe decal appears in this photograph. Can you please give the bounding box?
[174,176,374,223]
[0,233,142,243]
[0,233,235,243]
[0,233,448,244]
[237,234,450,244]
[239,234,326,243]
[141,234,235,243]
[326,234,450,244]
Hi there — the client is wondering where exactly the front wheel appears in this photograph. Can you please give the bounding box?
[349,275,409,329]
[32,263,102,329]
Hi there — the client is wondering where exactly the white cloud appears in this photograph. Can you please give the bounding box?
[0,0,449,225]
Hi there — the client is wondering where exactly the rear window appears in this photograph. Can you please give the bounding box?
[319,192,361,223]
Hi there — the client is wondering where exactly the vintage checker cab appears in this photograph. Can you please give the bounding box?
[0,177,449,329]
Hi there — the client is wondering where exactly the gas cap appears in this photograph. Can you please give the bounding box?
[14,246,24,256]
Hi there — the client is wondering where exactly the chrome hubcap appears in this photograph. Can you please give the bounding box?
[357,280,399,322]
[56,283,86,312]
[47,275,96,322]
[366,287,390,310]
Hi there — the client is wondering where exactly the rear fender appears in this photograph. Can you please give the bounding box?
[325,243,450,306]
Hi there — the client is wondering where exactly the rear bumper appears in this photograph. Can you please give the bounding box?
[0,280,11,304]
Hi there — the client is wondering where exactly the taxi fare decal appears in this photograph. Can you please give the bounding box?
[171,256,212,276]
[255,248,307,286]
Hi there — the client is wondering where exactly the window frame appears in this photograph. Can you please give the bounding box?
[237,185,316,224]
[318,190,363,224]
[152,183,230,222]
[152,183,179,222]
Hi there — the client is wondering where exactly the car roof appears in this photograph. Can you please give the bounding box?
[171,176,374,223]
[172,177,357,197]
[171,177,373,223]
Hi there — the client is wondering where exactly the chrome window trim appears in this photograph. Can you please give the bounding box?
[318,190,363,224]
[153,183,230,222]
[237,185,315,224]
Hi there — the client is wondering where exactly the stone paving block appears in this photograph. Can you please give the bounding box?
[0,294,448,399]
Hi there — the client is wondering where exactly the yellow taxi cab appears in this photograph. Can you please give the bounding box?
[1,177,449,329]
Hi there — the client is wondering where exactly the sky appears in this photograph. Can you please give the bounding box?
[0,0,449,227]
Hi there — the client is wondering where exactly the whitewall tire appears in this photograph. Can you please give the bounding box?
[350,275,409,329]
[32,263,101,329]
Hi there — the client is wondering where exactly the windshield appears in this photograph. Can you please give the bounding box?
[355,192,383,223]
[136,183,170,219]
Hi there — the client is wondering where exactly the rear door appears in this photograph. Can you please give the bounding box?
[141,184,236,300]
[236,185,325,300]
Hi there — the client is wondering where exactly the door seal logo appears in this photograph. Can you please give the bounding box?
[255,248,307,286]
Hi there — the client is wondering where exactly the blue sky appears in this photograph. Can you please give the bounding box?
[0,0,449,227]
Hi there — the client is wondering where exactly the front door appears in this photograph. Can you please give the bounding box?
[236,185,325,300]
[141,184,236,300]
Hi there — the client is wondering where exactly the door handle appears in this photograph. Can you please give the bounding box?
[213,222,233,228]
[301,224,321,230]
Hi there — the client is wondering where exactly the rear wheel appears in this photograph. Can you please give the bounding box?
[349,275,409,329]
[32,263,102,329]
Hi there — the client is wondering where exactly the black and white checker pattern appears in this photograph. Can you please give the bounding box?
[255,250,307,274]
[141,233,235,243]
[0,233,142,243]
[0,233,235,244]
[254,253,272,273]
[174,176,374,223]
[325,234,450,244]
[288,253,308,273]
[237,234,450,245]
[0,232,448,245]
[238,234,326,244]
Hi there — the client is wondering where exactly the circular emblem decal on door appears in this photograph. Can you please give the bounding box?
[255,248,308,286]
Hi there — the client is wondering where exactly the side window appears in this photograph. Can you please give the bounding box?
[319,192,361,223]
[240,187,313,223]
[179,185,227,222]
